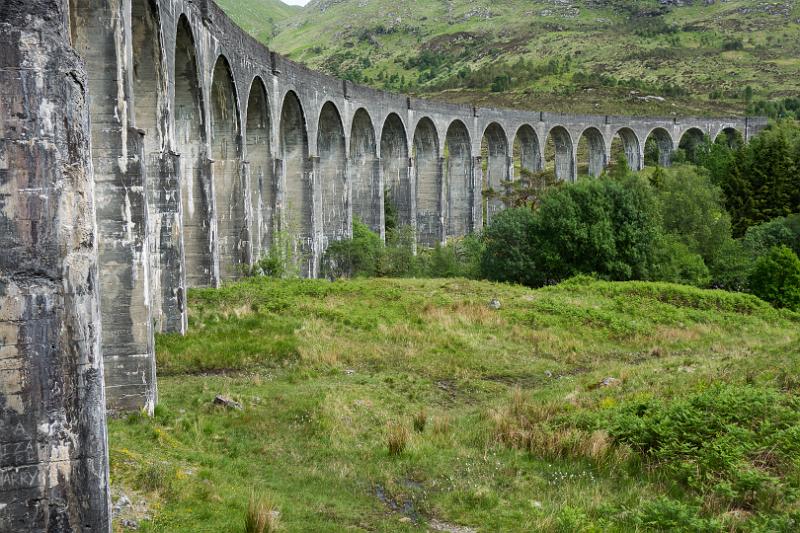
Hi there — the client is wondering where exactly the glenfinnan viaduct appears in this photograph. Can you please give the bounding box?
[0,0,766,529]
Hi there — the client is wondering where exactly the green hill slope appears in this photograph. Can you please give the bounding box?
[226,0,800,116]
[214,0,300,43]
[109,277,800,531]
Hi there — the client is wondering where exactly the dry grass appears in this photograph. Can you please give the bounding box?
[245,491,281,533]
[413,408,428,433]
[386,420,411,456]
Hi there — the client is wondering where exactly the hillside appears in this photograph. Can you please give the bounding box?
[219,0,800,117]
[109,277,800,531]
[214,0,300,43]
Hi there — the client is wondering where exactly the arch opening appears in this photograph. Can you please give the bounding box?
[678,127,706,164]
[211,56,246,281]
[245,78,273,260]
[175,16,212,287]
[576,127,606,178]
[317,102,348,248]
[413,118,441,247]
[481,123,509,226]
[612,127,643,171]
[279,91,313,276]
[716,127,744,149]
[544,126,575,182]
[511,125,544,206]
[380,114,411,234]
[445,120,473,239]
[644,128,674,167]
[350,109,380,235]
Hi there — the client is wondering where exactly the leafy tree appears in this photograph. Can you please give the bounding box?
[527,174,660,285]
[748,245,800,311]
[480,207,539,286]
[742,213,800,257]
[488,167,559,209]
[652,166,733,269]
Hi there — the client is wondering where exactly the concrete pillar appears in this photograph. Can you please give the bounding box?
[472,156,484,231]
[375,157,387,242]
[0,2,111,528]
[310,155,323,278]
[150,152,187,334]
[71,0,156,414]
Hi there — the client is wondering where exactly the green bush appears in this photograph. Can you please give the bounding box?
[525,174,660,286]
[321,218,382,279]
[249,231,299,279]
[708,238,753,291]
[608,384,800,513]
[649,236,711,287]
[748,245,800,310]
[418,235,483,279]
[743,213,800,257]
[480,207,539,286]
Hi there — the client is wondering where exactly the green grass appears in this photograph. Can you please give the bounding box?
[219,0,800,117]
[109,277,800,531]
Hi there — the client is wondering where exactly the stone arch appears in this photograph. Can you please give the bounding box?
[245,76,273,260]
[445,120,473,239]
[414,117,442,247]
[350,108,381,235]
[481,122,509,225]
[644,127,674,167]
[380,113,411,231]
[279,91,313,276]
[613,127,643,171]
[317,102,348,248]
[210,55,246,281]
[175,15,212,288]
[513,124,542,176]
[678,127,706,163]
[715,127,744,149]
[545,126,575,182]
[576,127,606,177]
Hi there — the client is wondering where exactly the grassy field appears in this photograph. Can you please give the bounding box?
[220,0,800,117]
[109,277,800,531]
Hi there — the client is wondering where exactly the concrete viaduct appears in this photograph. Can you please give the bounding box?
[0,0,767,529]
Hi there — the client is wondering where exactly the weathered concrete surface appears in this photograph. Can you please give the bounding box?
[0,1,111,529]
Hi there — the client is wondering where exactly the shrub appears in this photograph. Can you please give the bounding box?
[413,408,427,433]
[708,238,753,291]
[249,231,299,279]
[649,236,711,287]
[748,245,800,310]
[480,207,539,286]
[418,235,484,279]
[321,218,382,279]
[245,491,281,533]
[607,384,800,512]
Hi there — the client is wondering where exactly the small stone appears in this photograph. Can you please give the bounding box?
[344,369,355,375]
[121,518,139,530]
[599,377,621,388]
[489,298,501,310]
[399,516,412,523]
[532,500,543,508]
[544,370,553,378]
[213,395,243,411]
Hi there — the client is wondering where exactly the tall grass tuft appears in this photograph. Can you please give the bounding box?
[245,491,281,533]
[413,408,428,433]
[387,420,411,456]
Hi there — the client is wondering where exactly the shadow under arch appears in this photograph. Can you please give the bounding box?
[445,120,473,239]
[544,126,575,182]
[350,108,381,235]
[245,76,274,259]
[317,102,348,248]
[279,90,313,276]
[414,117,441,247]
[481,122,509,226]
[576,127,606,177]
[175,14,213,288]
[380,113,411,232]
[644,127,674,167]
